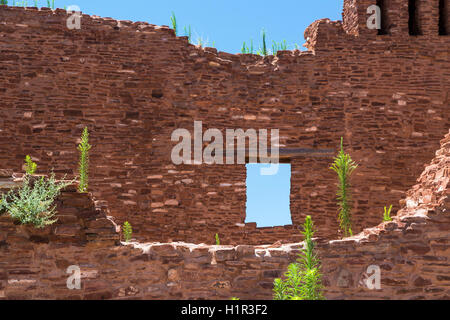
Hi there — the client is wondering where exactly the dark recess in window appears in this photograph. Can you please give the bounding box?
[439,0,449,35]
[376,0,389,35]
[409,0,422,35]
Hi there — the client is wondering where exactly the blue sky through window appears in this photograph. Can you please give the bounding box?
[245,163,292,227]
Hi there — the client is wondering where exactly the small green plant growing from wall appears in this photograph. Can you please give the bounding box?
[273,216,324,300]
[241,40,254,54]
[215,233,220,245]
[329,137,358,237]
[272,40,288,55]
[0,198,5,215]
[383,204,393,222]
[122,221,133,242]
[77,127,91,193]
[170,13,198,45]
[183,25,192,42]
[257,29,268,56]
[46,0,55,9]
[24,155,37,175]
[230,297,240,300]
[1,173,73,228]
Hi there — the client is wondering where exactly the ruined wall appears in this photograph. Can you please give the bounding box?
[0,2,449,244]
[0,130,448,300]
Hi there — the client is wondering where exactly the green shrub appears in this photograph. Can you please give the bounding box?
[215,233,220,245]
[123,221,132,242]
[273,216,324,300]
[24,155,37,175]
[383,204,393,222]
[329,137,358,237]
[273,263,302,300]
[77,127,91,193]
[1,173,73,228]
[0,0,7,5]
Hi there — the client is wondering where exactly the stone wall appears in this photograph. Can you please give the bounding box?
[0,2,449,244]
[0,130,448,300]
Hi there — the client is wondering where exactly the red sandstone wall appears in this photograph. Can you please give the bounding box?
[0,130,448,300]
[0,3,449,244]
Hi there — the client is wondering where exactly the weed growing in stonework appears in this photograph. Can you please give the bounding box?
[123,221,133,242]
[46,0,55,9]
[1,173,73,228]
[383,204,393,222]
[273,216,324,300]
[170,12,198,45]
[330,137,358,237]
[196,36,207,47]
[242,30,290,56]
[272,40,288,55]
[77,127,91,193]
[183,25,192,43]
[24,155,37,175]
[170,11,178,35]
[241,40,254,54]
[215,233,220,245]
[230,297,240,300]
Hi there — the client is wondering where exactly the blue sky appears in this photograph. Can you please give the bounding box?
[23,0,344,54]
[16,0,344,227]
[246,164,292,227]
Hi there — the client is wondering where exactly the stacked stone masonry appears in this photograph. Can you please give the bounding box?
[0,2,448,244]
[0,0,449,300]
[0,130,448,300]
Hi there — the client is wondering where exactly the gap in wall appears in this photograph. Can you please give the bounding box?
[408,0,422,35]
[245,163,292,228]
[376,0,390,35]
